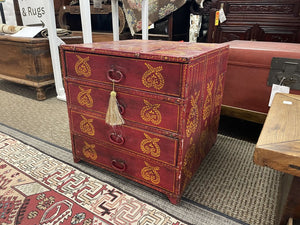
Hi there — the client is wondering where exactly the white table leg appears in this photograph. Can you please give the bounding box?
[142,0,148,40]
[44,0,66,101]
[111,0,119,41]
[79,0,93,43]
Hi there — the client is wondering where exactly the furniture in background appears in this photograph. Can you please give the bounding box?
[57,2,129,42]
[60,39,229,204]
[57,1,191,42]
[254,93,300,224]
[222,40,300,124]
[0,35,81,100]
[133,2,191,41]
[207,0,300,43]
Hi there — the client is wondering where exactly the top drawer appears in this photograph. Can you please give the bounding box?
[63,51,183,97]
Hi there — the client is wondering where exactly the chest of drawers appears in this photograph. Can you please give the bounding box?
[60,39,229,204]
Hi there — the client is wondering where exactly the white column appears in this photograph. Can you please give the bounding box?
[2,1,17,25]
[111,0,119,41]
[141,0,148,40]
[44,0,66,101]
[79,0,93,43]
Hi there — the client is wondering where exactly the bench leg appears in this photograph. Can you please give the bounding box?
[279,176,300,225]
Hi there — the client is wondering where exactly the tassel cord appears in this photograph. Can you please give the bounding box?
[105,81,125,126]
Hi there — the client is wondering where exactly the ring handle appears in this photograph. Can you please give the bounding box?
[118,104,125,115]
[107,69,124,83]
[109,132,125,145]
[111,159,127,172]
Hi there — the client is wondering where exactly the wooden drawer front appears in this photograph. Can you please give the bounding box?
[64,52,183,97]
[67,83,180,132]
[73,134,176,192]
[70,110,178,166]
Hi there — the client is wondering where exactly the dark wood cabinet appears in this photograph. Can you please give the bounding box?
[207,0,300,43]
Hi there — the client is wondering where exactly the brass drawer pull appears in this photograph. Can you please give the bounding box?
[109,132,125,145]
[107,69,124,83]
[118,103,125,115]
[111,159,127,172]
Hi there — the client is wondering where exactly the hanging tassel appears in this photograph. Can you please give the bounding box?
[105,82,125,126]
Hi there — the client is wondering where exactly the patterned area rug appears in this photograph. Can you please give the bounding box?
[0,130,243,225]
[0,132,187,225]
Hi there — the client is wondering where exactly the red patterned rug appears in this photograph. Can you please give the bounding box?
[0,132,186,225]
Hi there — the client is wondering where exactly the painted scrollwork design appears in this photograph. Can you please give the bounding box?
[140,133,161,158]
[77,86,93,108]
[203,81,214,122]
[141,161,160,185]
[214,74,224,110]
[75,55,91,77]
[82,141,97,160]
[79,115,95,136]
[186,91,200,138]
[142,63,165,90]
[140,100,162,125]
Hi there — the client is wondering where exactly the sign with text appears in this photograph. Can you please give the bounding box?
[18,0,46,26]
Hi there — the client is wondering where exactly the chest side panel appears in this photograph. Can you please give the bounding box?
[179,47,229,193]
[64,51,183,97]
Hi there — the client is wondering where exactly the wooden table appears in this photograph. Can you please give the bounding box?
[254,93,300,225]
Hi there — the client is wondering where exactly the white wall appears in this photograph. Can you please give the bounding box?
[1,1,17,25]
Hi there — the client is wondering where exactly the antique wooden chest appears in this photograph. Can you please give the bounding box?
[222,40,300,123]
[0,35,81,100]
[60,39,229,204]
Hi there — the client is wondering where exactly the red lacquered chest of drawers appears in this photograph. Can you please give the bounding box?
[60,40,229,204]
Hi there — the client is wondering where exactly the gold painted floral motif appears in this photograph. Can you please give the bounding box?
[142,63,165,90]
[203,81,214,122]
[214,74,224,109]
[140,133,161,157]
[77,86,93,108]
[141,161,160,185]
[82,141,97,160]
[186,91,200,138]
[75,55,91,77]
[140,100,162,125]
[79,115,95,136]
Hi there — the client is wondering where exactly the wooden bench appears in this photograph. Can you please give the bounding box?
[254,93,300,225]
[221,41,300,124]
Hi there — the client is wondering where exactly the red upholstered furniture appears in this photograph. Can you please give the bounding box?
[222,40,300,123]
[60,40,229,204]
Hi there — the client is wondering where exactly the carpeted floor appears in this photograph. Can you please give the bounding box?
[0,124,244,225]
[0,80,283,225]
[183,135,281,225]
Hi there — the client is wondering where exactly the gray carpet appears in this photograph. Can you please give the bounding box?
[183,135,282,225]
[0,80,283,225]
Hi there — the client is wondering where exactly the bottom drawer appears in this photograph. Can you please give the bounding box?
[73,134,176,193]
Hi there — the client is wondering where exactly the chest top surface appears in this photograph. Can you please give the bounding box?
[61,39,227,63]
